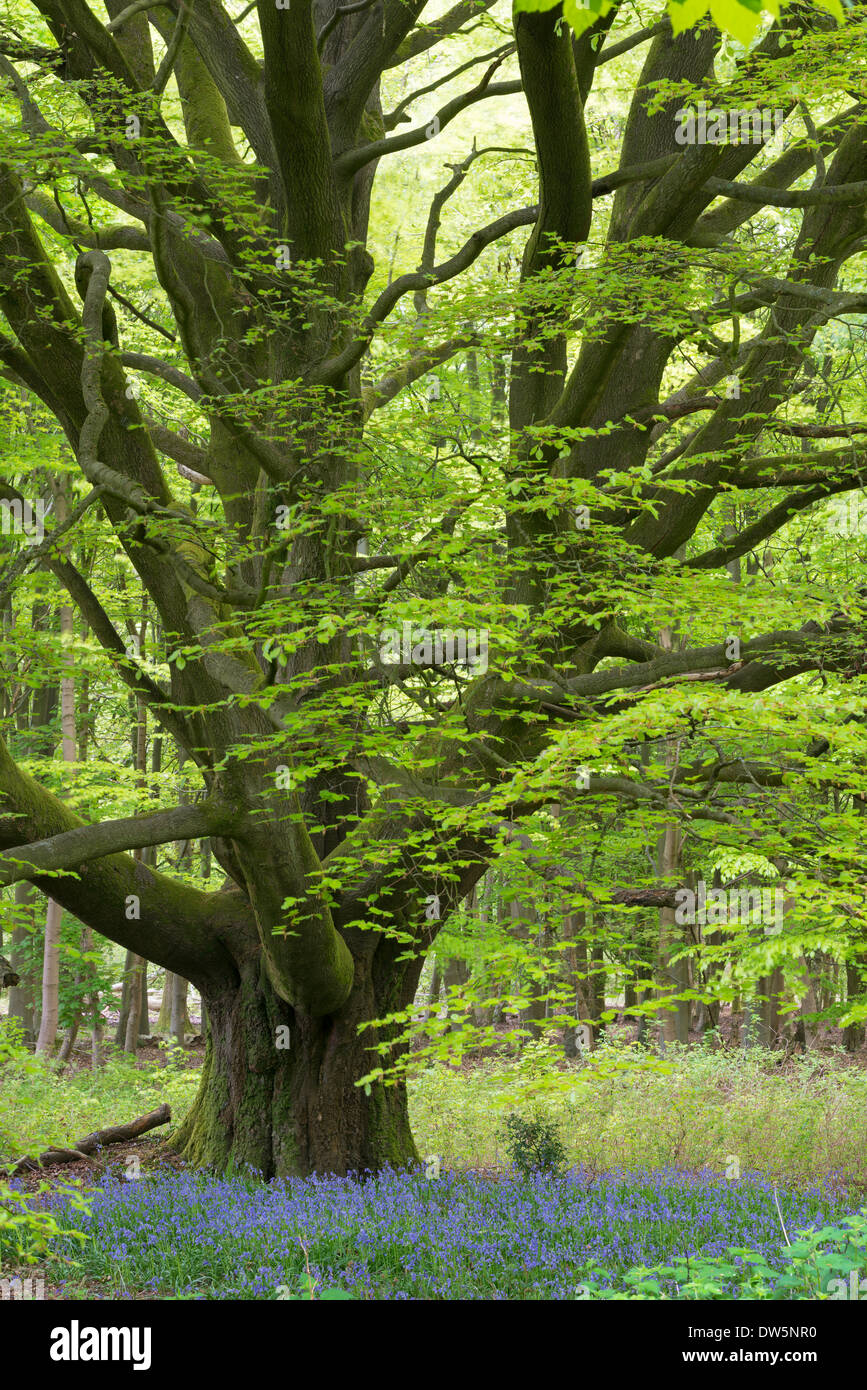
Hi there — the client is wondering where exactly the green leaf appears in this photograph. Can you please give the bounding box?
[514,0,839,44]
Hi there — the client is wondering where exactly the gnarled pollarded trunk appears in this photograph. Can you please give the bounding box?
[175,945,422,1177]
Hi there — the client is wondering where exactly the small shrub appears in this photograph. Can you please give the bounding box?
[501,1108,567,1177]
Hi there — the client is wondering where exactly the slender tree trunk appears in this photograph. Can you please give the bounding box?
[591,942,606,1039]
[137,950,150,1037]
[157,971,175,1033]
[78,617,91,761]
[58,921,97,1064]
[574,922,604,1050]
[35,900,63,1056]
[845,795,867,1050]
[36,492,76,1057]
[124,608,152,1054]
[756,965,785,1048]
[87,925,102,1070]
[171,971,188,1043]
[58,943,83,1063]
[798,955,821,1050]
[115,947,135,1047]
[124,954,144,1053]
[7,882,37,1040]
[442,956,470,1033]
[636,989,649,1045]
[655,611,690,1048]
[57,1010,80,1063]
[844,960,866,1051]
[695,869,722,1040]
[656,822,689,1046]
[506,895,544,1035]
[561,909,581,1057]
[524,905,550,1040]
[159,740,191,1041]
[91,1006,102,1068]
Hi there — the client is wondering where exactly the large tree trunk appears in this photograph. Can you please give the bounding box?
[171,946,422,1177]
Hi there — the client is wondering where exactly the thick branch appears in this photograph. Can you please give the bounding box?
[24,190,150,251]
[0,802,236,889]
[688,470,866,570]
[310,205,539,384]
[121,352,204,402]
[704,175,867,209]
[363,333,479,417]
[383,42,515,129]
[0,735,250,987]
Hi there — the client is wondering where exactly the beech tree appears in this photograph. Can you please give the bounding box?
[1,0,866,1175]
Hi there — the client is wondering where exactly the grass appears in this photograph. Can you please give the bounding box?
[3,1028,867,1301]
[3,1033,867,1188]
[409,1039,867,1185]
[0,1024,199,1166]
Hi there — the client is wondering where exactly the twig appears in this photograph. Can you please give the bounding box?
[773,1183,793,1247]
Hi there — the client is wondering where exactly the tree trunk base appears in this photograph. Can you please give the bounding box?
[169,960,420,1178]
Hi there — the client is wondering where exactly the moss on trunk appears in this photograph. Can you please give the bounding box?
[171,949,420,1177]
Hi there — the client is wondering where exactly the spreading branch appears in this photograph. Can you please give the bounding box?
[0,801,237,889]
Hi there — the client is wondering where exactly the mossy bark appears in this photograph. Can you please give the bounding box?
[171,944,422,1177]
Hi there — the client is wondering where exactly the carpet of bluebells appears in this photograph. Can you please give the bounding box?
[36,1164,862,1300]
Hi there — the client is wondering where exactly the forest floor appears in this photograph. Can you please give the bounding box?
[3,1017,867,1300]
[6,1154,866,1301]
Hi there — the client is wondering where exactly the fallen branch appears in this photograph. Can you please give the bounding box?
[0,1103,171,1177]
